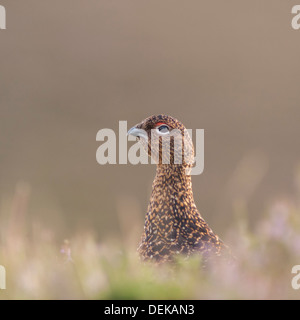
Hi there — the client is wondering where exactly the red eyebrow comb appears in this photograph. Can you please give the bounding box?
[155,122,168,127]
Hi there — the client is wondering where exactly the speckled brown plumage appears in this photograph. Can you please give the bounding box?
[128,115,228,263]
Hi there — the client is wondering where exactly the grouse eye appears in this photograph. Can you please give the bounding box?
[157,124,170,134]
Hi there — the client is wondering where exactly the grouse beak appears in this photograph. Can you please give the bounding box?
[127,126,148,139]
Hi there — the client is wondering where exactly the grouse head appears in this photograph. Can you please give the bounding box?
[128,114,194,171]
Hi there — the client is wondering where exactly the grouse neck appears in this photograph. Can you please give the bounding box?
[155,164,194,195]
[150,164,197,220]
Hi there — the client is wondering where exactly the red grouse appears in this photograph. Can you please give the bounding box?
[128,115,227,263]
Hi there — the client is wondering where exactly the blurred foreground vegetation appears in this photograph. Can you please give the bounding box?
[1,181,300,300]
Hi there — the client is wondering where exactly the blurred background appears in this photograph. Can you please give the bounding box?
[0,1,300,266]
